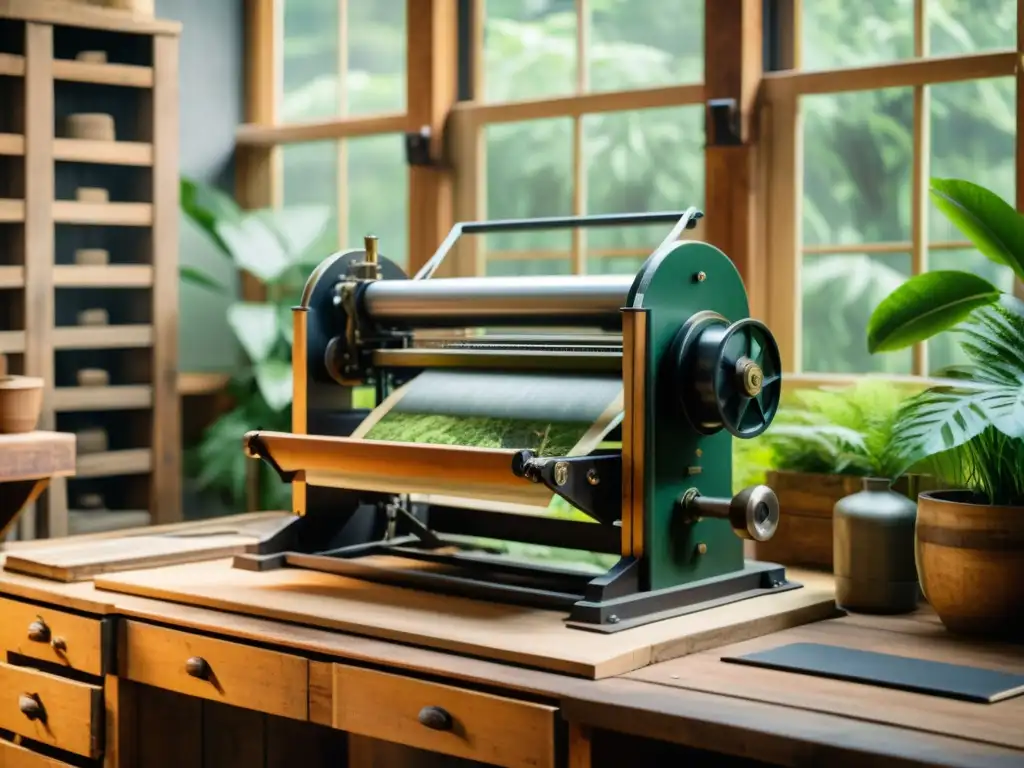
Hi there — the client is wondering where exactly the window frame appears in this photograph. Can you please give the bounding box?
[761,0,1024,384]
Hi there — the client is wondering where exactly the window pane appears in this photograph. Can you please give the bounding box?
[348,1,407,116]
[928,0,1015,57]
[587,0,703,92]
[802,0,913,71]
[282,0,406,122]
[927,76,1016,373]
[282,0,340,122]
[487,256,572,277]
[282,141,340,260]
[802,253,913,374]
[802,88,913,246]
[346,134,409,269]
[483,0,577,103]
[483,118,573,276]
[583,105,704,274]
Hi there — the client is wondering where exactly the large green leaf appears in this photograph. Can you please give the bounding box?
[216,216,293,284]
[255,358,293,412]
[892,301,1024,467]
[866,270,1001,352]
[180,178,242,258]
[179,265,226,293]
[930,178,1024,281]
[227,302,281,363]
[256,206,332,270]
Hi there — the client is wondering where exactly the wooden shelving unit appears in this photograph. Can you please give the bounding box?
[0,2,182,539]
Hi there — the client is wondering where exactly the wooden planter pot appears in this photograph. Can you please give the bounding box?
[916,490,1024,640]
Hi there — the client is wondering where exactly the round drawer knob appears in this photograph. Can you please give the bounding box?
[19,694,43,721]
[27,618,50,643]
[52,636,68,653]
[417,705,453,731]
[185,657,210,680]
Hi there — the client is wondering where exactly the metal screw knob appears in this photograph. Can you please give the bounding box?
[730,485,780,542]
[417,706,453,731]
[19,694,43,721]
[185,657,210,680]
[27,618,50,643]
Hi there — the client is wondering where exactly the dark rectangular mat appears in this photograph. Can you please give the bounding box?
[721,642,1024,703]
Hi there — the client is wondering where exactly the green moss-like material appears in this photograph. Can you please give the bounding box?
[364,411,590,457]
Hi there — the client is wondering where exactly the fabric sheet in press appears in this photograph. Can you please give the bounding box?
[349,370,624,507]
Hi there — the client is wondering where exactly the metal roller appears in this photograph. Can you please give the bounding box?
[361,275,635,329]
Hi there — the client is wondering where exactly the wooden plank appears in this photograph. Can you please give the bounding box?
[704,0,764,317]
[53,139,153,166]
[202,702,267,767]
[624,617,1024,752]
[103,675,138,768]
[561,676,1024,768]
[0,330,25,353]
[0,594,104,674]
[236,112,409,146]
[0,265,23,287]
[177,371,230,395]
[53,264,153,288]
[52,60,154,88]
[406,0,458,274]
[135,686,202,768]
[451,83,705,125]
[52,201,153,226]
[76,448,152,479]
[0,432,75,483]
[0,52,25,76]
[763,50,1014,99]
[93,559,839,679]
[150,34,182,526]
[0,0,181,35]
[4,533,259,582]
[0,738,75,767]
[52,324,153,350]
[54,385,153,411]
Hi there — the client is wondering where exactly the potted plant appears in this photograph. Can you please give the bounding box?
[867,177,1024,638]
[743,380,917,569]
[179,178,335,511]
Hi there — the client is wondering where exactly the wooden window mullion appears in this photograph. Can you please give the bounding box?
[911,0,930,375]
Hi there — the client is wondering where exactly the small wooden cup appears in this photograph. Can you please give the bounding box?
[66,113,116,142]
[0,375,44,434]
[77,308,109,327]
[76,427,108,454]
[76,187,109,204]
[75,248,109,266]
[77,368,110,387]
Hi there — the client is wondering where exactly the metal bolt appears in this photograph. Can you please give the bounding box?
[554,461,569,486]
[608,614,620,624]
[696,542,708,555]
[695,271,707,282]
[586,468,600,486]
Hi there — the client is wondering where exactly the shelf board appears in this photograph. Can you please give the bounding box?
[0,330,25,354]
[0,266,24,288]
[54,138,153,167]
[52,324,153,350]
[0,0,181,37]
[53,59,154,88]
[0,53,25,77]
[76,448,152,479]
[0,133,24,156]
[54,385,153,412]
[178,372,231,396]
[53,264,153,288]
[69,509,152,536]
[0,200,25,223]
[53,201,153,227]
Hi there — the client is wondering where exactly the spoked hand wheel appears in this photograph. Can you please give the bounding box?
[671,312,783,439]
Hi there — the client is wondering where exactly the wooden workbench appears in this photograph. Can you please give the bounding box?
[0,514,1021,768]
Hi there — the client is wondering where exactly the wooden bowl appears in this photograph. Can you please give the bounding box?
[0,375,44,434]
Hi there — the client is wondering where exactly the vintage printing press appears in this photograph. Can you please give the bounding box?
[240,209,797,632]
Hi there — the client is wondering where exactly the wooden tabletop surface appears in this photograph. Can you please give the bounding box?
[2,515,1022,768]
[0,430,75,483]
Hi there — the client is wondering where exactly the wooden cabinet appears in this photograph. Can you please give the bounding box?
[0,595,109,674]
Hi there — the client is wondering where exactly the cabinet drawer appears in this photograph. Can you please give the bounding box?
[0,662,103,758]
[331,664,557,768]
[0,596,106,675]
[0,737,76,767]
[120,620,308,720]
